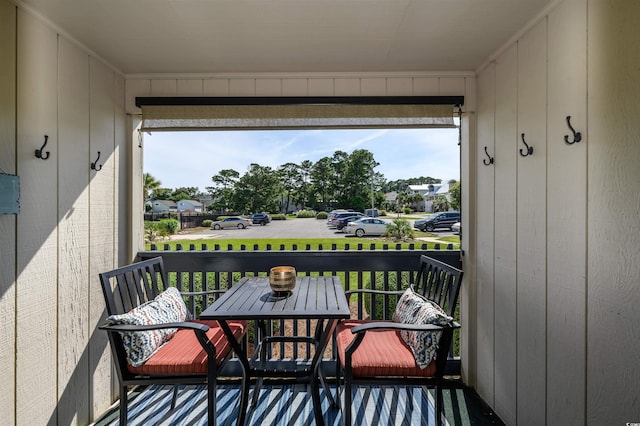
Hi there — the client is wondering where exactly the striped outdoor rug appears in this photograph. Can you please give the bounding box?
[98,384,443,425]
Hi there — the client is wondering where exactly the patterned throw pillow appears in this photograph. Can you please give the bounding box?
[392,287,453,369]
[107,287,190,367]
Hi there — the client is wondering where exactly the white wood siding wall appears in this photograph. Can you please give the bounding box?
[0,3,16,426]
[475,0,640,424]
[586,0,640,423]
[0,4,128,424]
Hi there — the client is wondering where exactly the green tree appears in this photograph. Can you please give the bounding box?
[152,187,172,200]
[235,163,280,213]
[277,162,300,213]
[143,173,161,202]
[310,157,332,210]
[433,195,450,212]
[449,181,461,211]
[206,169,240,213]
[330,151,349,207]
[170,186,200,201]
[298,160,314,209]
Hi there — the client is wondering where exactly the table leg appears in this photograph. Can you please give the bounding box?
[218,320,250,426]
[310,319,340,425]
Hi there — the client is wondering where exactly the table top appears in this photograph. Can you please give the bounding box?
[200,275,350,321]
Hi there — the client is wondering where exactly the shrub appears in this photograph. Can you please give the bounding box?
[296,210,315,218]
[271,214,287,221]
[144,221,166,242]
[158,218,179,234]
[384,218,414,241]
[316,211,328,220]
[379,210,387,216]
[403,207,412,214]
[201,219,213,228]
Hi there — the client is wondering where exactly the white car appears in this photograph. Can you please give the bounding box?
[451,222,461,234]
[344,218,389,237]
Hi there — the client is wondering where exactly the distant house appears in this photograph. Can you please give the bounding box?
[151,199,178,213]
[197,195,214,211]
[408,181,455,212]
[385,191,398,203]
[177,199,203,213]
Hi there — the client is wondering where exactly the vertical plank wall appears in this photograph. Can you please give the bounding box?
[88,56,117,417]
[475,63,496,403]
[587,1,640,424]
[546,0,587,423]
[0,2,16,425]
[516,19,548,425]
[16,10,58,424]
[472,0,640,423]
[5,6,128,424]
[57,37,90,425]
[492,43,518,425]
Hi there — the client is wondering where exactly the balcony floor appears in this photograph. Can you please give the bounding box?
[93,383,503,425]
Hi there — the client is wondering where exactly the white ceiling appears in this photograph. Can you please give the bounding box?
[20,0,553,75]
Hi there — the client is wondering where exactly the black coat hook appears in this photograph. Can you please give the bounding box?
[35,135,50,160]
[564,115,582,144]
[91,151,102,171]
[483,146,494,165]
[519,133,533,157]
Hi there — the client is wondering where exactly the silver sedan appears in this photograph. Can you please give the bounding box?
[344,218,390,237]
[211,216,252,230]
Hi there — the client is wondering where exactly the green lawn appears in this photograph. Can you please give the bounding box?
[146,237,459,251]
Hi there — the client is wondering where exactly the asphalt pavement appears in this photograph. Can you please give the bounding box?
[170,216,454,241]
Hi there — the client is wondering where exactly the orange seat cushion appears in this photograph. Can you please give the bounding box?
[335,320,436,378]
[128,319,247,375]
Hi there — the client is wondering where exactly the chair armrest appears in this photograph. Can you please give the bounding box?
[350,320,460,334]
[99,321,210,333]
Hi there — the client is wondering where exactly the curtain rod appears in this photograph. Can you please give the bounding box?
[135,96,465,108]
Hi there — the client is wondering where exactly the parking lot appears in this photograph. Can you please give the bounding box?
[172,216,456,240]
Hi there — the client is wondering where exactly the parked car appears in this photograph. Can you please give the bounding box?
[211,216,252,230]
[335,214,366,231]
[326,209,351,225]
[328,211,361,228]
[344,218,390,237]
[365,208,379,217]
[248,213,271,225]
[451,222,461,234]
[413,211,460,232]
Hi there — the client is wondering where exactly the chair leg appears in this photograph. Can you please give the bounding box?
[342,380,352,426]
[171,385,179,410]
[120,385,128,426]
[208,376,216,426]
[435,385,443,426]
[237,373,250,426]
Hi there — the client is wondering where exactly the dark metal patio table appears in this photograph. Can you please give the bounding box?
[200,275,350,425]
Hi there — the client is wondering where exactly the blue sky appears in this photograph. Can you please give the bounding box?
[144,128,460,192]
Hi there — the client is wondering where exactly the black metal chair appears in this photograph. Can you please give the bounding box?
[98,256,247,426]
[335,254,463,425]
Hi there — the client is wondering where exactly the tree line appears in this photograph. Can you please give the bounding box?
[145,148,459,214]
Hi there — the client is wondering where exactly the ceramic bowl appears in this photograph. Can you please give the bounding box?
[269,266,296,293]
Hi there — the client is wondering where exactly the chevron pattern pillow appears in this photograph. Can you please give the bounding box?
[392,286,453,368]
[108,287,190,367]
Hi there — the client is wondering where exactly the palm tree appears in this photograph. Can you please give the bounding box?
[143,173,161,204]
[384,218,414,241]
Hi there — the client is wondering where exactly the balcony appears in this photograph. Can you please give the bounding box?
[92,246,501,425]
